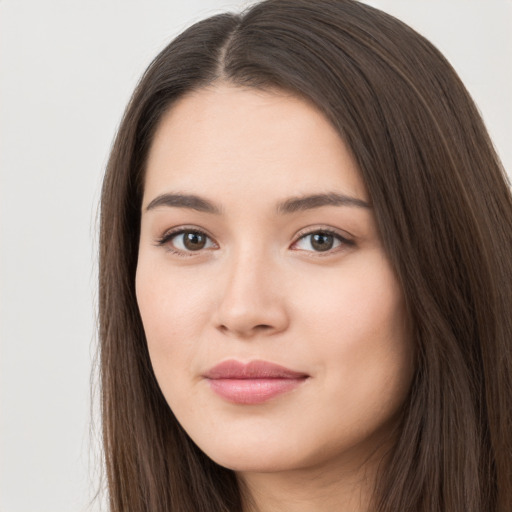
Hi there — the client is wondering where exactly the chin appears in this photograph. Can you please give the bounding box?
[195,436,307,473]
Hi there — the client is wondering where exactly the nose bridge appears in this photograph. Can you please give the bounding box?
[215,241,288,337]
[227,245,272,303]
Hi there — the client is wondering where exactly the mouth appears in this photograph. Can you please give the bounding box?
[203,359,309,405]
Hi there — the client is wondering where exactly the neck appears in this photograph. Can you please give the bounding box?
[238,455,380,512]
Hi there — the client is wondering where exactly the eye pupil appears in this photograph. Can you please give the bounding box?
[183,232,206,250]
[311,233,334,251]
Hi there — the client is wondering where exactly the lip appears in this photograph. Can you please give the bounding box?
[203,360,309,405]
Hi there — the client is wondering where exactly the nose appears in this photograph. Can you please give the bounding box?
[213,249,290,339]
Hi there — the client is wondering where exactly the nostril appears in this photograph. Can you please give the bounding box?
[217,323,275,337]
[214,290,290,337]
[255,324,273,331]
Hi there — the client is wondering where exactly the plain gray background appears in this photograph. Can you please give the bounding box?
[1,1,510,511]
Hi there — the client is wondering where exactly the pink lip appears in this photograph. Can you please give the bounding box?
[203,360,309,405]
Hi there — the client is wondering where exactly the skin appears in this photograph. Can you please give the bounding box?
[136,84,414,511]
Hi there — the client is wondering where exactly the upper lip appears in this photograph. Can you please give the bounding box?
[204,359,309,379]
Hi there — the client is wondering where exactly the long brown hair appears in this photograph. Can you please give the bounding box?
[98,1,512,510]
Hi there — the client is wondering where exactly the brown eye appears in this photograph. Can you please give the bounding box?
[310,233,334,251]
[182,231,207,250]
[158,229,215,253]
[293,230,353,253]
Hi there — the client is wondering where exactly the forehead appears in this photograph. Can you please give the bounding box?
[143,84,367,207]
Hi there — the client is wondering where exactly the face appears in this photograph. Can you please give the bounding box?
[136,84,414,476]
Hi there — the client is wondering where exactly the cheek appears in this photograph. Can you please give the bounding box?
[298,251,413,414]
[136,252,217,327]
[135,261,213,388]
[299,252,407,345]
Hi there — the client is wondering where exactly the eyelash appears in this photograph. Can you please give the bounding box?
[155,226,355,257]
[156,227,217,257]
[292,227,355,255]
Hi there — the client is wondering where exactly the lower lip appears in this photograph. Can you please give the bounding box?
[207,378,307,405]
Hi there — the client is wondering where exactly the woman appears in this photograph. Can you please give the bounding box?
[98,0,512,510]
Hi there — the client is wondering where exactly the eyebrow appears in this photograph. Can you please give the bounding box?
[276,192,371,214]
[145,192,371,214]
[146,193,222,214]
